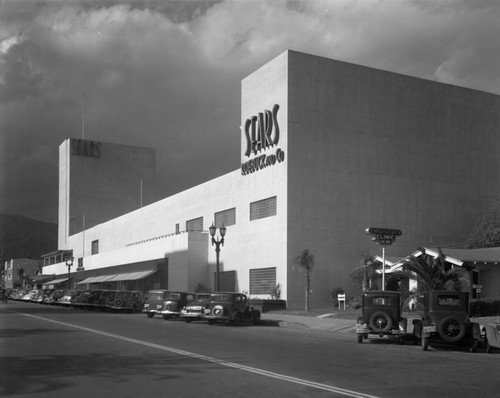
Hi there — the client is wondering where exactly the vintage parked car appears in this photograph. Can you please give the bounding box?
[142,289,170,318]
[21,289,40,301]
[159,291,194,320]
[484,323,500,353]
[94,290,119,311]
[412,291,481,352]
[108,290,144,312]
[72,290,93,308]
[59,290,82,307]
[356,290,407,344]
[9,289,23,300]
[44,289,65,305]
[180,292,212,322]
[205,292,261,325]
[73,289,106,310]
[33,289,53,304]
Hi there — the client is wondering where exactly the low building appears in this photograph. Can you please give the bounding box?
[386,247,500,301]
[3,259,42,290]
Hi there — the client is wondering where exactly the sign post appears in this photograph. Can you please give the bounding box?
[365,227,402,291]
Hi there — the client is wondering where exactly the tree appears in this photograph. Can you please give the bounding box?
[350,252,379,293]
[389,247,470,310]
[466,196,500,248]
[402,247,470,291]
[293,249,314,311]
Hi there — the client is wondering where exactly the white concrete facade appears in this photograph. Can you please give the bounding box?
[45,50,500,308]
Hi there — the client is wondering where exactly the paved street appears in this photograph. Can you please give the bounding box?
[1,301,499,398]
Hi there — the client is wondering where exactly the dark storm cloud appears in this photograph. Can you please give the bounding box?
[1,0,499,222]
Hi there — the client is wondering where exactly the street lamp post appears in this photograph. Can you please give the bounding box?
[209,223,226,292]
[66,258,74,290]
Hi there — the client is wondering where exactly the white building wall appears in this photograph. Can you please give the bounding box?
[57,165,288,297]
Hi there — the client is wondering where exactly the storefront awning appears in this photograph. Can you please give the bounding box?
[90,275,118,283]
[108,269,157,282]
[43,277,69,286]
[32,274,56,282]
[77,275,116,284]
[77,269,157,284]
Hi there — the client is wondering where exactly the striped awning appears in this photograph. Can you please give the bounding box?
[43,277,69,286]
[107,269,157,282]
[77,275,116,284]
[77,269,157,284]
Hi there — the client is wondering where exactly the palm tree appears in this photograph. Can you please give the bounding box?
[350,252,379,292]
[402,247,470,291]
[392,247,471,309]
[293,249,314,311]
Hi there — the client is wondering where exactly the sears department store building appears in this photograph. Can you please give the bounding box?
[42,50,500,308]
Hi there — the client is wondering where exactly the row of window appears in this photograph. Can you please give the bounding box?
[90,196,277,255]
[185,196,277,231]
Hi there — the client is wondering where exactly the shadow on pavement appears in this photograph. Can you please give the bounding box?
[0,352,221,396]
[0,328,78,338]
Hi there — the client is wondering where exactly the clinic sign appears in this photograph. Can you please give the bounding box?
[241,104,285,175]
[365,227,402,246]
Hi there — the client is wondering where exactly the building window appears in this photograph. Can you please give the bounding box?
[186,216,203,232]
[91,240,99,255]
[250,196,277,221]
[175,223,180,234]
[250,267,277,295]
[215,208,236,228]
[214,270,236,292]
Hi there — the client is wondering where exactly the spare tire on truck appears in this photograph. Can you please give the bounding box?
[369,311,393,333]
[438,316,466,342]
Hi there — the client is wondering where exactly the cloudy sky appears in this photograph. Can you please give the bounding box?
[1,0,499,224]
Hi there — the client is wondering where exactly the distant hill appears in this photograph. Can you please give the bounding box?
[0,214,58,264]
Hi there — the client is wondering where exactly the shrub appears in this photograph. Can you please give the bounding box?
[470,297,500,317]
[194,283,210,293]
[271,283,282,300]
[249,298,287,313]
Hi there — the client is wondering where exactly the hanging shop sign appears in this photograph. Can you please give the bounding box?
[241,104,285,175]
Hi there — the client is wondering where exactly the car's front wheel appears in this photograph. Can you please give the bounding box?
[470,338,479,353]
[147,313,154,318]
[252,310,261,325]
[413,320,423,340]
[486,338,492,353]
[422,336,430,351]
[231,311,241,325]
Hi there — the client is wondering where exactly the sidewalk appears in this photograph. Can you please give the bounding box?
[260,310,422,334]
[261,312,357,333]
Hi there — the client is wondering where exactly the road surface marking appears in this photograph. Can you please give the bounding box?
[20,312,381,398]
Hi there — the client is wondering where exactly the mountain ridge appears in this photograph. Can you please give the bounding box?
[0,213,58,264]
